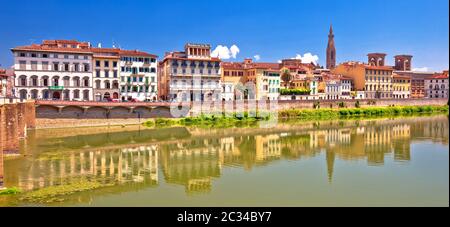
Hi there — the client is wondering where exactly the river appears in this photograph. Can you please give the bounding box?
[0,115,448,206]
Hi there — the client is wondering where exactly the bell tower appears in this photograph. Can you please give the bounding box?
[326,24,336,69]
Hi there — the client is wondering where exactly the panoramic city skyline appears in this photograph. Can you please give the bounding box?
[0,0,448,72]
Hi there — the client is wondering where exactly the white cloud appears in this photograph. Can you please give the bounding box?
[413,67,429,72]
[230,45,240,58]
[277,60,282,63]
[292,53,319,65]
[211,44,240,60]
[254,55,261,61]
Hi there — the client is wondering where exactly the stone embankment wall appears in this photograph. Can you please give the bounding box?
[0,100,36,153]
[0,100,35,188]
[34,99,448,128]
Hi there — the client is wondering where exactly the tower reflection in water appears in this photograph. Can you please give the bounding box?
[1,116,448,197]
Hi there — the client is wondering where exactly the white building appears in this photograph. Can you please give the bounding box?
[91,48,121,101]
[325,79,340,100]
[340,77,352,99]
[425,74,449,99]
[12,40,94,100]
[119,50,158,101]
[263,70,280,100]
[159,44,222,102]
[221,81,234,101]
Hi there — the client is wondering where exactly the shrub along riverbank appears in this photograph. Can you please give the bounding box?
[143,105,449,128]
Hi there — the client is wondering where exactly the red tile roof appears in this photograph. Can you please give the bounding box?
[119,49,157,58]
[0,69,14,77]
[12,44,93,54]
[393,74,411,79]
[12,40,157,57]
[222,62,244,70]
[162,56,221,62]
[364,65,394,70]
[428,74,449,79]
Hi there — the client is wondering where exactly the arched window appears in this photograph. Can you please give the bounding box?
[19,75,27,86]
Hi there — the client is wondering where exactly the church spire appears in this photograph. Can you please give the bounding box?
[326,24,336,69]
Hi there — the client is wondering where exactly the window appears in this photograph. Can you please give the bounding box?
[42,53,48,58]
[42,61,49,70]
[19,60,26,70]
[84,64,90,72]
[104,61,109,67]
[53,62,59,71]
[64,55,69,59]
[151,67,156,73]
[74,55,78,59]
[31,61,38,70]
[105,71,109,78]
[64,63,69,71]
[96,70,100,77]
[54,54,59,58]
[113,70,118,78]
[74,63,79,72]
[113,61,117,67]
[31,53,37,58]
[19,53,26,57]
[96,60,100,67]
[43,78,49,86]
[84,56,88,60]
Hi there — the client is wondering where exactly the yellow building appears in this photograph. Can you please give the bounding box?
[392,74,411,99]
[222,59,280,100]
[333,61,394,99]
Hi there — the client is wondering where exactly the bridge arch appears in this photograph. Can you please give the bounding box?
[36,105,60,118]
[109,106,134,118]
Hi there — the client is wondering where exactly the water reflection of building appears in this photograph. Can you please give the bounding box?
[255,135,281,162]
[10,146,158,191]
[3,116,448,197]
[160,138,223,194]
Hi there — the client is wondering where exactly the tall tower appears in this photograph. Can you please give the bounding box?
[394,55,413,71]
[326,24,336,69]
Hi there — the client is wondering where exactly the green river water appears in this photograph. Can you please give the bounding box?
[0,115,448,206]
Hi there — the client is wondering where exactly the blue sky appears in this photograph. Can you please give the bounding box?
[0,0,448,71]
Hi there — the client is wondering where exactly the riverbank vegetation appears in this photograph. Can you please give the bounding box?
[279,105,448,119]
[19,178,114,203]
[144,112,272,128]
[143,105,448,128]
[280,88,311,95]
[0,187,22,195]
